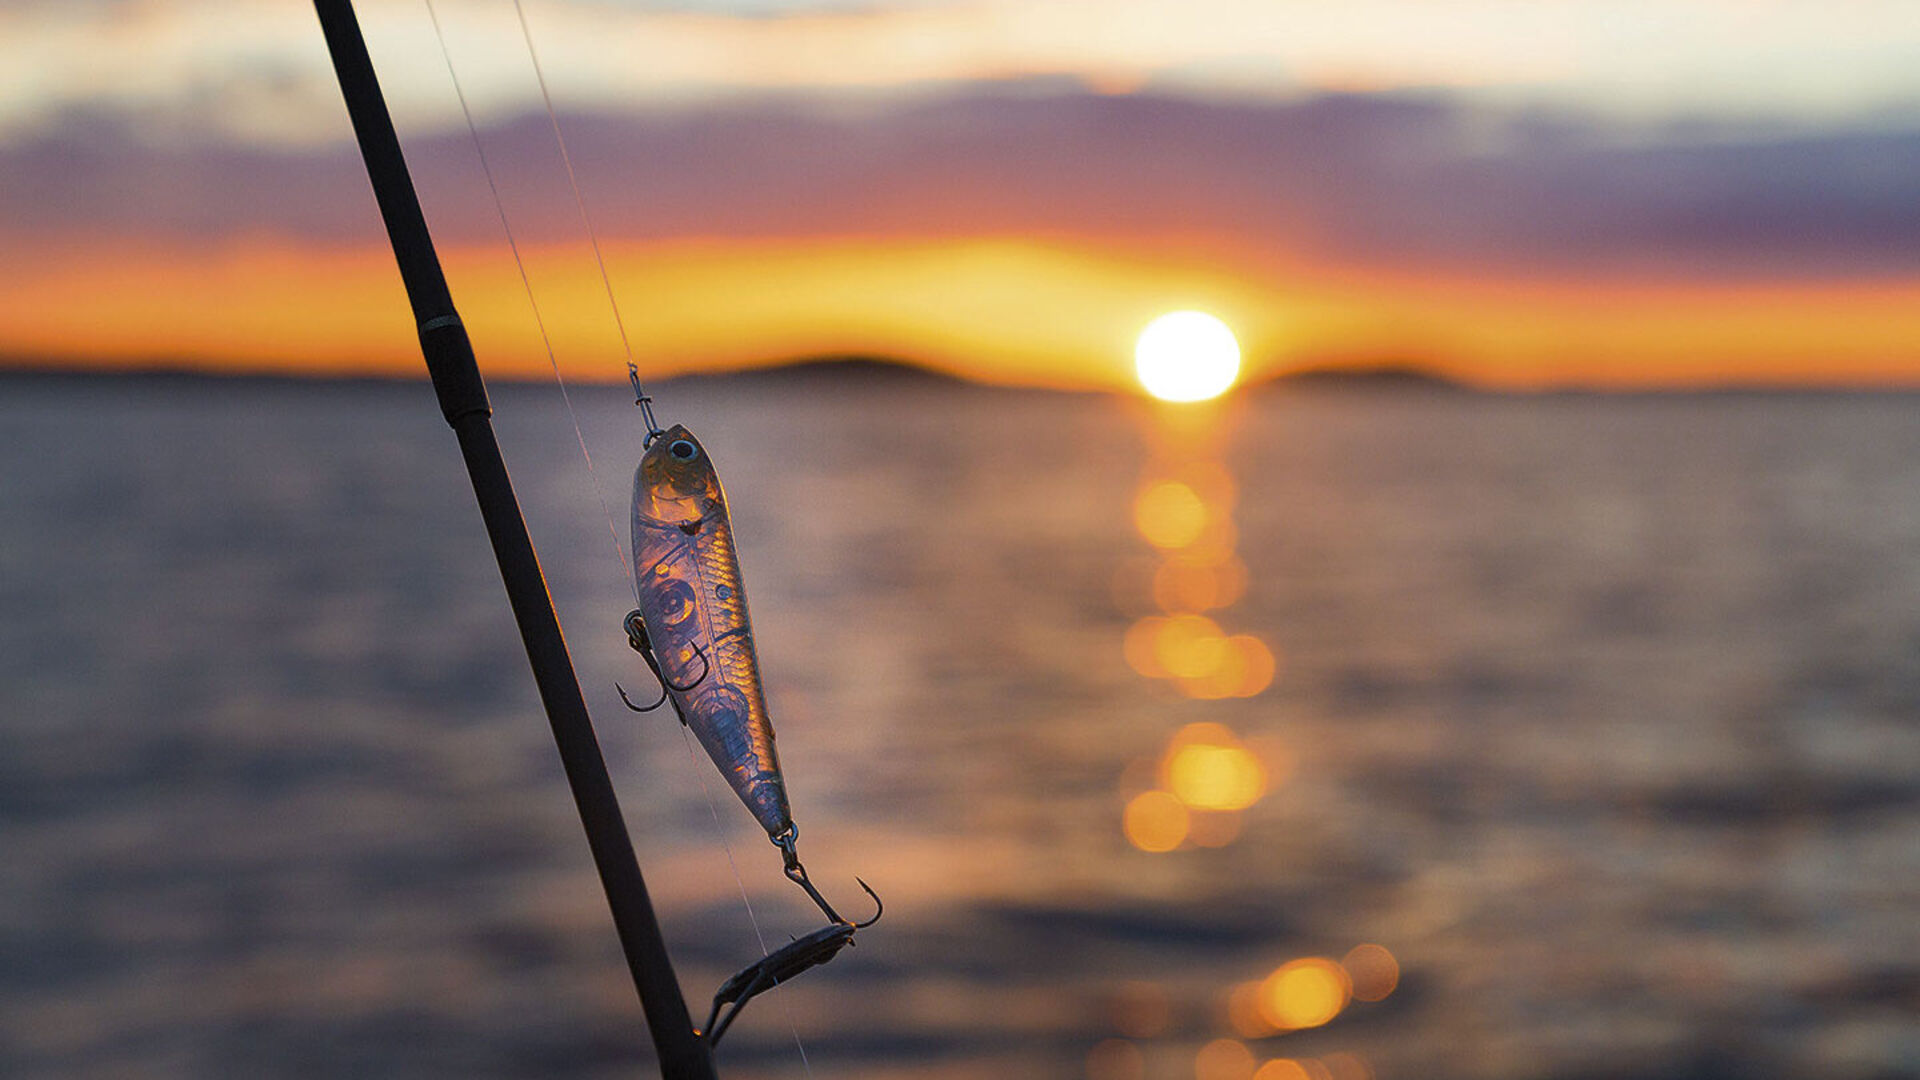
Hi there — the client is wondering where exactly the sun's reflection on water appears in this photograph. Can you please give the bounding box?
[1117,400,1277,853]
[1162,723,1267,810]
[1258,958,1350,1031]
[1121,405,1276,704]
[1095,370,1401,1077]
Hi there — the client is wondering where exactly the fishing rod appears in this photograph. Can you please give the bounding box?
[309,2,716,1076]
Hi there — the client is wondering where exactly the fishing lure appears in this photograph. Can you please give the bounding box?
[620,420,879,1044]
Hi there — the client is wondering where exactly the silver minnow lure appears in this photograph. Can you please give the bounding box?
[618,421,880,1046]
[627,424,791,839]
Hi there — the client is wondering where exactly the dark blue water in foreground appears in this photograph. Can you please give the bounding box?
[1,375,1915,1080]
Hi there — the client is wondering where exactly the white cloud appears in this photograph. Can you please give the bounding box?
[2,0,1918,144]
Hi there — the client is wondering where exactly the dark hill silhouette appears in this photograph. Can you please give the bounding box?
[688,355,966,386]
[1267,362,1470,392]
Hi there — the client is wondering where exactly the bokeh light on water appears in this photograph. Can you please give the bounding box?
[1341,944,1399,1003]
[1120,722,1272,854]
[1161,723,1267,811]
[1134,480,1209,549]
[1122,789,1190,852]
[1258,958,1351,1031]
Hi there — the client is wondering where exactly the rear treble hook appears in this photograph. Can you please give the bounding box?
[616,609,710,714]
[773,825,883,929]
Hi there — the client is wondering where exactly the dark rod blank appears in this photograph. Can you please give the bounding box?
[310,3,717,1076]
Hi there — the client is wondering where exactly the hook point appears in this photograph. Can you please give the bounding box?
[851,877,883,928]
[616,681,666,712]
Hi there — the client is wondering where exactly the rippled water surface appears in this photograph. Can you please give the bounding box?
[2,376,1916,1080]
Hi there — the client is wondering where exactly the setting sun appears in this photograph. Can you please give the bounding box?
[1134,311,1242,402]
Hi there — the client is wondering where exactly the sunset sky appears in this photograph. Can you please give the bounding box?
[4,0,1920,389]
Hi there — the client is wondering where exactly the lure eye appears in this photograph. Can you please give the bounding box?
[669,439,698,461]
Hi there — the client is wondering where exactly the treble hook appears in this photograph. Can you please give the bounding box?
[773,826,883,929]
[616,609,710,714]
[615,681,668,713]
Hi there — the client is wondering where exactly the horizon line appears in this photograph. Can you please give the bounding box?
[10,354,1920,397]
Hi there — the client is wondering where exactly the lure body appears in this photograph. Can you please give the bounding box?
[630,424,792,839]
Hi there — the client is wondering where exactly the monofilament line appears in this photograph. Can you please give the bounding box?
[510,0,662,440]
[424,0,636,602]
[677,726,818,1077]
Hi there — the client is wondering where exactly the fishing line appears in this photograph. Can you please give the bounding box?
[506,0,663,444]
[431,4,823,1067]
[678,725,819,1077]
[424,0,636,603]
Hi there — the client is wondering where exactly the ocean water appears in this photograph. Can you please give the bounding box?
[0,375,1915,1080]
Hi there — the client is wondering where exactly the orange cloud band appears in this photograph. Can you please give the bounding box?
[4,233,1920,390]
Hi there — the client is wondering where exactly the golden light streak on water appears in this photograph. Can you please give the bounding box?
[1341,944,1399,1002]
[1116,329,1273,866]
[1176,641,1241,699]
[1194,1037,1258,1080]
[1086,1038,1147,1080]
[1153,614,1230,679]
[1158,722,1270,809]
[1257,958,1351,1031]
[1134,480,1209,549]
[1122,790,1190,852]
[1165,742,1267,811]
[1174,633,1274,699]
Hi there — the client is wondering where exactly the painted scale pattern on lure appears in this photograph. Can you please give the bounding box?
[630,424,793,839]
